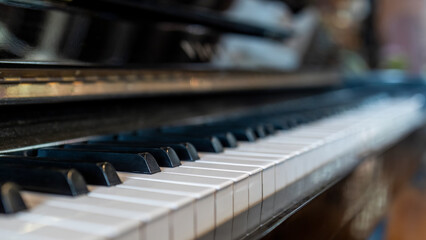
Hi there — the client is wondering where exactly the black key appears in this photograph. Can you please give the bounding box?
[203,126,257,142]
[38,148,160,174]
[271,123,288,130]
[65,144,181,168]
[0,182,27,214]
[88,141,200,161]
[238,124,267,138]
[263,123,276,135]
[243,122,276,136]
[265,117,297,129]
[288,115,309,125]
[162,132,237,148]
[120,135,224,153]
[251,124,266,138]
[0,156,121,186]
[209,132,238,148]
[160,128,238,148]
[0,165,88,196]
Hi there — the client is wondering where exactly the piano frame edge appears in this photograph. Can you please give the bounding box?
[0,68,340,104]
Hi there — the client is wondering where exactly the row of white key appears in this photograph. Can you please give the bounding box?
[0,97,423,240]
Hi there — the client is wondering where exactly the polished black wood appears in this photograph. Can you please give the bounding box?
[0,88,326,152]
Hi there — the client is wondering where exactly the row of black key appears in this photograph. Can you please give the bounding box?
[0,94,371,214]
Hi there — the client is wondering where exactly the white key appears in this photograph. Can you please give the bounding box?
[22,192,170,240]
[179,161,262,231]
[160,168,249,215]
[89,186,195,240]
[118,178,215,239]
[197,155,275,201]
[0,217,103,240]
[16,204,140,240]
[179,162,262,209]
[159,167,249,238]
[121,172,234,239]
[197,155,276,222]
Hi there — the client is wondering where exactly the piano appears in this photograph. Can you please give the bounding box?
[0,0,425,239]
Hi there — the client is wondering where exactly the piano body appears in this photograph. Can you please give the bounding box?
[0,0,425,239]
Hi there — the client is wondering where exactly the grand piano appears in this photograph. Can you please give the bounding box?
[0,0,425,239]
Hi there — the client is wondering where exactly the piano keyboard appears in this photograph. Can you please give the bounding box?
[0,94,424,240]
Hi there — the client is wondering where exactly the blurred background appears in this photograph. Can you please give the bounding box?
[2,0,425,76]
[317,0,426,76]
[2,0,425,78]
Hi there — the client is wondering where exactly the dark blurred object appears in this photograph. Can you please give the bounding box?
[278,0,311,13]
[361,0,379,69]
